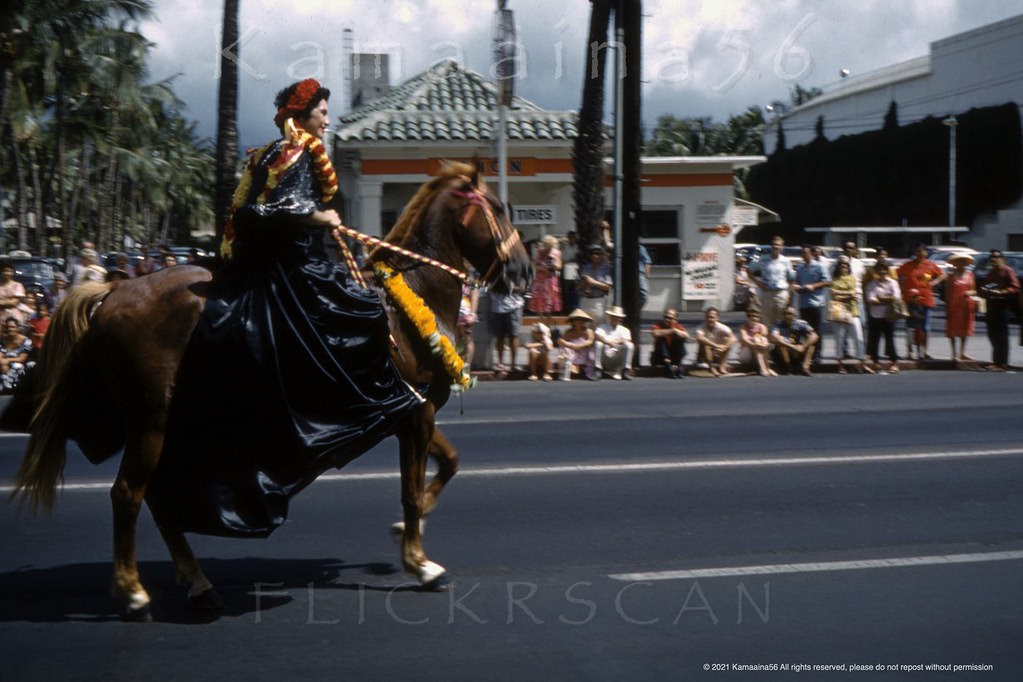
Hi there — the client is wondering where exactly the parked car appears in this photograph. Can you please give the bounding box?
[4,252,58,302]
[928,246,979,276]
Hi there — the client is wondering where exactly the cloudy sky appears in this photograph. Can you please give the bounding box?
[139,0,1023,149]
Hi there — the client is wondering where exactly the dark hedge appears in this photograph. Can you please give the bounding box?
[747,101,1022,239]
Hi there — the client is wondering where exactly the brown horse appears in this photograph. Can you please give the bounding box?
[8,163,531,620]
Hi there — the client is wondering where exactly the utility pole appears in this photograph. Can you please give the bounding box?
[618,0,642,342]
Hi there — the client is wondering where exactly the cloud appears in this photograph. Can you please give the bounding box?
[137,0,1022,147]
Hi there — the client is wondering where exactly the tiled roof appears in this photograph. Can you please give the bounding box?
[336,59,578,143]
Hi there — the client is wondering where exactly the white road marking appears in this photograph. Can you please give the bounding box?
[1,447,1021,493]
[608,550,1023,582]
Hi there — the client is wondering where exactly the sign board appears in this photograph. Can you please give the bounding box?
[731,206,758,226]
[696,200,728,230]
[512,205,558,225]
[682,249,720,300]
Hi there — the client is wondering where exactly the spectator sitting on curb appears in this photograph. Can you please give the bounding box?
[770,305,819,376]
[594,305,635,380]
[557,308,597,381]
[650,307,689,378]
[737,308,776,377]
[525,322,554,382]
[695,307,735,377]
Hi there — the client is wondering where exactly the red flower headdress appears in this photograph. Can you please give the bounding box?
[274,78,321,129]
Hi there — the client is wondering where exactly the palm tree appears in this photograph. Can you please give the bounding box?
[572,0,612,250]
[213,0,240,251]
[0,0,154,255]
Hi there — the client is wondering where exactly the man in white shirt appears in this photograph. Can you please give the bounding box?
[753,236,795,331]
[594,305,635,380]
[695,307,736,377]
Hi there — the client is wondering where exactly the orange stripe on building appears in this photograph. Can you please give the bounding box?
[604,173,734,187]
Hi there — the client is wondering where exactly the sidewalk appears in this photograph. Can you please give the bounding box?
[472,309,1022,379]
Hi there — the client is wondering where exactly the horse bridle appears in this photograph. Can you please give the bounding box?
[332,180,520,290]
[450,183,521,286]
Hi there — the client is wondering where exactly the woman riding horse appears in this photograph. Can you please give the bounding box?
[147,79,423,538]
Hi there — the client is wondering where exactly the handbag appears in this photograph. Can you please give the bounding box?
[829,300,852,324]
[885,297,909,322]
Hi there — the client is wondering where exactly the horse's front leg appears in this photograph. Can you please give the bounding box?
[422,427,458,516]
[398,406,447,587]
[110,428,164,621]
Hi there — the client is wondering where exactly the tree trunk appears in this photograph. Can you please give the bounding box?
[213,0,240,252]
[9,127,30,251]
[28,141,47,255]
[572,0,612,251]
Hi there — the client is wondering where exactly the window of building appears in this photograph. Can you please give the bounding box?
[641,209,679,239]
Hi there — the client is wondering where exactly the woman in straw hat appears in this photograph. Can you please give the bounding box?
[556,308,596,380]
[944,253,977,362]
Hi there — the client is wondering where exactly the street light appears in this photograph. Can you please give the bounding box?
[942,115,958,227]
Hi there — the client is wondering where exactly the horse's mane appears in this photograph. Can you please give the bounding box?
[369,161,483,261]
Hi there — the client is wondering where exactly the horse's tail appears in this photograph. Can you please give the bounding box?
[11,282,112,513]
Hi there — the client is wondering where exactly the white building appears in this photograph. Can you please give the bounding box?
[333,58,767,315]
[763,14,1023,250]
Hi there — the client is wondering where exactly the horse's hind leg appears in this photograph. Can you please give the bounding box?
[155,525,221,611]
[110,429,165,620]
[397,407,447,587]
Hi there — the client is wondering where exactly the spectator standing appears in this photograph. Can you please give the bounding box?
[733,255,757,311]
[979,249,1021,371]
[489,288,525,378]
[769,306,819,376]
[71,247,106,286]
[638,243,652,310]
[794,244,830,364]
[560,231,580,313]
[527,235,562,323]
[594,305,635,380]
[578,245,613,321]
[50,272,69,310]
[943,253,977,362]
[896,244,946,360]
[456,281,479,365]
[650,307,689,378]
[865,261,902,373]
[557,308,597,381]
[830,258,873,374]
[695,307,735,377]
[752,236,794,331]
[738,308,775,377]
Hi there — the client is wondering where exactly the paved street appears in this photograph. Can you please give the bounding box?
[1,371,1022,680]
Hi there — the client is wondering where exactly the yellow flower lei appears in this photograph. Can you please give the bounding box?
[373,263,475,391]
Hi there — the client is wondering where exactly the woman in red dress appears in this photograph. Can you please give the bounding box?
[527,235,562,320]
[944,253,977,362]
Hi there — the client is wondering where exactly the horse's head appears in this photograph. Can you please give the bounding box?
[444,170,532,294]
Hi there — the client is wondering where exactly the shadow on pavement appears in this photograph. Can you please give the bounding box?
[0,556,429,624]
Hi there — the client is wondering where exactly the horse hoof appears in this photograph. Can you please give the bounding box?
[416,560,447,586]
[122,603,153,622]
[420,572,453,592]
[189,588,224,611]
